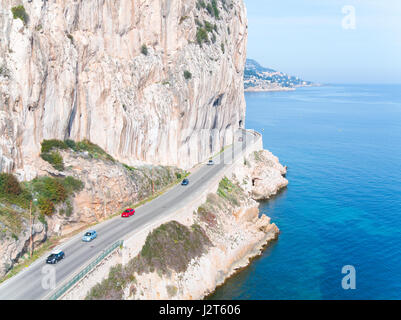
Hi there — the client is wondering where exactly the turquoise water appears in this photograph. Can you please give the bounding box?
[210,84,401,300]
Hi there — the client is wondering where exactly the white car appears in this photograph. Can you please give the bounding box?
[207,159,214,166]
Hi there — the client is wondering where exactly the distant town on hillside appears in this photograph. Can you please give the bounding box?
[244,59,316,92]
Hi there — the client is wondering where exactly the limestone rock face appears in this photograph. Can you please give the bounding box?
[0,0,248,176]
[44,149,184,237]
[0,218,47,278]
[233,149,288,200]
[0,149,184,278]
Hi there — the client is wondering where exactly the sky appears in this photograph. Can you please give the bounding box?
[243,0,401,84]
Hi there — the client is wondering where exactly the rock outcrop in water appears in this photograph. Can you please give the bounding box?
[0,0,247,177]
[233,149,288,200]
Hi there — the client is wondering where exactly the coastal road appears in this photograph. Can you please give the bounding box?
[0,129,257,300]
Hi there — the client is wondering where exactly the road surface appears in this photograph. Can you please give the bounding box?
[0,129,257,300]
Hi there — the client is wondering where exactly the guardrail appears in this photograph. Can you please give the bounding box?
[48,240,123,300]
[241,128,262,139]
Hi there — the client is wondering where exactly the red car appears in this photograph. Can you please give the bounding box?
[121,208,135,218]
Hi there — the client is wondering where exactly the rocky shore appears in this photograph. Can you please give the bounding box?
[83,149,288,300]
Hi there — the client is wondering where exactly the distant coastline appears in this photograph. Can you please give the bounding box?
[245,86,296,93]
[245,84,321,93]
[244,59,318,92]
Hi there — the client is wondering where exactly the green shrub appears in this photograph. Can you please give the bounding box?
[0,207,24,234]
[66,33,74,43]
[32,176,79,216]
[196,27,209,45]
[203,0,219,18]
[212,0,220,18]
[217,177,241,206]
[40,151,64,171]
[32,177,67,204]
[65,139,77,151]
[76,140,115,162]
[141,44,148,56]
[123,164,137,172]
[41,138,114,162]
[38,213,47,226]
[197,0,206,9]
[183,70,192,80]
[221,43,225,53]
[179,16,189,24]
[41,139,68,153]
[253,150,264,162]
[0,173,22,195]
[166,285,178,297]
[61,176,84,194]
[197,205,217,227]
[37,198,55,216]
[140,221,211,274]
[65,201,73,217]
[204,20,213,32]
[0,180,31,209]
[86,264,126,300]
[206,3,213,15]
[11,5,28,25]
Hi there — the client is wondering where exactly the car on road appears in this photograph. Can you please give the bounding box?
[181,178,189,186]
[46,250,65,264]
[121,208,135,218]
[82,230,97,242]
[207,159,214,166]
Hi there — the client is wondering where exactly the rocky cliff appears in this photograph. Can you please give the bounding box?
[71,148,288,300]
[0,0,248,177]
[0,141,185,279]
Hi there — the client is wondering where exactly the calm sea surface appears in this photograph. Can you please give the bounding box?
[209,84,401,300]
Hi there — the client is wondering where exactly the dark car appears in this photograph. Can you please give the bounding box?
[46,250,65,264]
[181,178,189,186]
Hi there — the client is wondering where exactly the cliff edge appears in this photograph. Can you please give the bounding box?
[0,0,247,177]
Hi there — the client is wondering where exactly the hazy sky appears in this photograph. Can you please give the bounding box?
[244,0,401,84]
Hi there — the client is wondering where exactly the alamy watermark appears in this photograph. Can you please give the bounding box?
[342,5,356,30]
[342,265,356,290]
[41,265,56,290]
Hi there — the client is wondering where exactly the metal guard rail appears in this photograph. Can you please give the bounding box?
[48,240,123,300]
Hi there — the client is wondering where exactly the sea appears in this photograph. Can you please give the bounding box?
[209,84,401,300]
